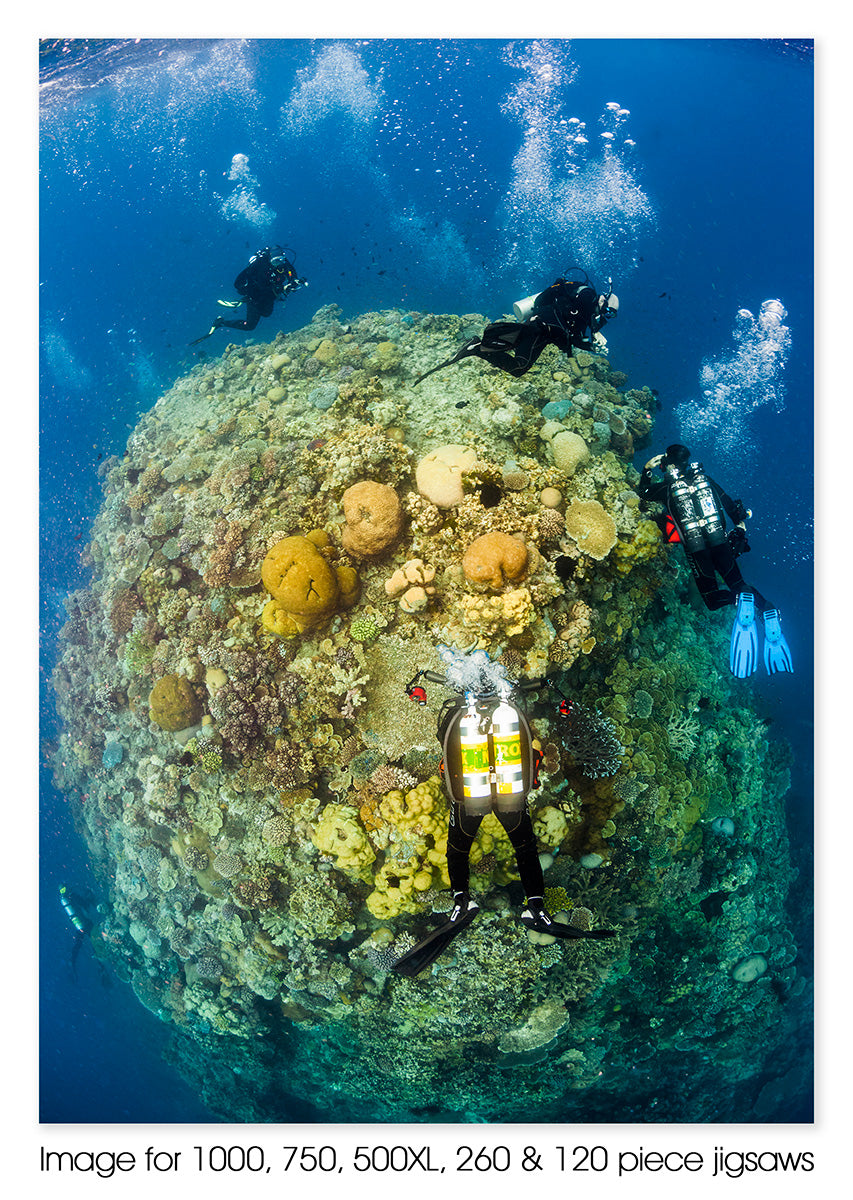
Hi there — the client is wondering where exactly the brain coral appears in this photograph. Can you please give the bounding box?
[564,499,618,561]
[149,674,202,732]
[261,532,360,637]
[462,532,529,591]
[415,444,477,508]
[341,480,403,558]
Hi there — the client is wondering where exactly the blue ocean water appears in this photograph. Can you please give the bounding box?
[38,38,813,1124]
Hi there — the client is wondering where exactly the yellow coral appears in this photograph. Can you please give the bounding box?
[311,803,375,881]
[457,586,535,639]
[533,805,569,847]
[564,499,618,561]
[613,518,662,575]
[260,534,359,637]
[544,885,573,913]
[365,778,451,918]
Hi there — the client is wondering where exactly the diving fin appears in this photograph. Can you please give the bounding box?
[520,902,617,940]
[762,609,793,674]
[412,339,483,387]
[730,592,759,678]
[189,323,220,346]
[390,897,480,977]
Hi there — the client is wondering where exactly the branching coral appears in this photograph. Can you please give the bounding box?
[555,701,623,778]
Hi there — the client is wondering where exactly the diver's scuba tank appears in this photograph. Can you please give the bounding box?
[512,292,543,322]
[491,685,525,800]
[668,462,726,553]
[458,693,493,813]
[59,885,91,935]
[440,687,537,814]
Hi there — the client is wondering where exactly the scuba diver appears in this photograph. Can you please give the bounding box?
[392,648,616,978]
[191,245,307,345]
[638,444,793,678]
[412,270,619,387]
[59,885,108,984]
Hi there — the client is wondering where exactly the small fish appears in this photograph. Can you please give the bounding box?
[455,400,469,409]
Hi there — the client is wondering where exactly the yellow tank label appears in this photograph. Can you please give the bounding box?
[460,743,490,773]
[493,734,522,766]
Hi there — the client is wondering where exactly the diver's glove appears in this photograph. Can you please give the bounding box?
[728,526,751,556]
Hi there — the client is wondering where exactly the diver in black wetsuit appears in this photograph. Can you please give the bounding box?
[391,666,617,977]
[638,443,793,677]
[638,444,761,610]
[412,272,619,386]
[191,245,306,344]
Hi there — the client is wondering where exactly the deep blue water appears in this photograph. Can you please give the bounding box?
[38,38,813,1124]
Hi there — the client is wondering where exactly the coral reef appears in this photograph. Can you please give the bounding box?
[49,304,803,1123]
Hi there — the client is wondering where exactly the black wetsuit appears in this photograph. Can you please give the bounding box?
[638,462,769,612]
[470,278,606,378]
[447,803,544,898]
[413,278,610,387]
[216,248,300,332]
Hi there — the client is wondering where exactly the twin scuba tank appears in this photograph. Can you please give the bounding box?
[668,462,726,553]
[442,686,534,815]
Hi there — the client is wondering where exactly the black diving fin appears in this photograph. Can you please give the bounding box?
[412,338,483,387]
[391,898,480,977]
[521,902,617,940]
[189,322,220,346]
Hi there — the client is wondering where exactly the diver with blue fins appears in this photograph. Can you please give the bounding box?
[412,270,619,387]
[191,244,307,345]
[638,444,793,678]
[392,649,616,978]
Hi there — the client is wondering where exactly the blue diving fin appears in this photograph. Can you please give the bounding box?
[762,609,793,674]
[730,592,759,678]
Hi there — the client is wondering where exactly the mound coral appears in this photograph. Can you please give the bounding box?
[261,531,360,637]
[564,499,618,561]
[462,532,529,591]
[415,444,477,508]
[341,480,404,559]
[149,674,202,732]
[551,430,590,476]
